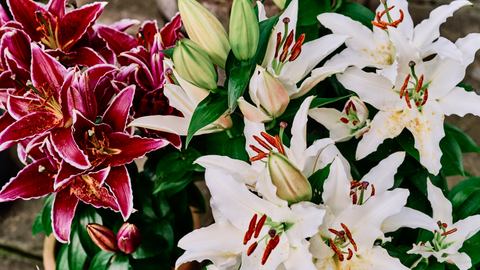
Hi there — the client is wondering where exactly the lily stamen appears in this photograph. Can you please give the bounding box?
[441,228,457,236]
[341,223,358,252]
[400,74,410,98]
[371,184,376,196]
[330,239,345,261]
[247,242,258,255]
[253,135,273,151]
[243,214,257,244]
[416,75,424,93]
[261,235,280,265]
[347,248,353,260]
[254,214,267,238]
[421,88,428,106]
[372,4,404,30]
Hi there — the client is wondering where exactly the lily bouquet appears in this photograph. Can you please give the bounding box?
[0,0,480,269]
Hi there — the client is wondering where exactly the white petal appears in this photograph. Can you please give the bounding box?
[309,233,335,260]
[308,108,342,130]
[381,207,438,233]
[317,13,374,52]
[128,115,189,135]
[426,178,452,225]
[413,0,472,50]
[256,1,267,22]
[205,169,276,231]
[322,157,352,217]
[283,239,317,270]
[424,56,464,100]
[438,86,480,117]
[375,0,413,39]
[242,233,289,269]
[353,245,409,270]
[356,110,406,160]
[420,37,463,63]
[445,215,480,253]
[404,103,445,175]
[292,66,342,99]
[164,83,195,117]
[285,202,326,245]
[176,250,239,270]
[280,34,348,84]
[301,138,335,177]
[195,155,260,185]
[361,151,405,194]
[291,96,314,164]
[337,67,405,112]
[237,97,272,123]
[329,122,355,142]
[178,221,243,253]
[243,117,269,172]
[256,168,288,207]
[388,27,422,75]
[447,252,472,270]
[456,33,480,67]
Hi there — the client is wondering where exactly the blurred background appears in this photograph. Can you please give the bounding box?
[0,0,479,269]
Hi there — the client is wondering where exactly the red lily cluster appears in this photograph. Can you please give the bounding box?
[0,0,183,243]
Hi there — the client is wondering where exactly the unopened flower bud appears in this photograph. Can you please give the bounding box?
[178,0,230,69]
[229,0,259,61]
[173,39,218,90]
[86,223,119,253]
[116,223,141,254]
[268,151,312,205]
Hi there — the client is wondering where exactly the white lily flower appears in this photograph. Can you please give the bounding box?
[176,168,325,270]
[258,0,348,99]
[407,179,480,270]
[309,157,414,269]
[337,28,480,175]
[318,0,471,83]
[308,96,371,142]
[129,59,232,136]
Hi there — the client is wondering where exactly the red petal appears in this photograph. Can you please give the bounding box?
[0,29,31,70]
[96,25,137,56]
[105,165,133,220]
[137,20,158,50]
[72,168,120,212]
[47,0,66,19]
[102,85,134,132]
[7,0,53,42]
[31,44,67,97]
[54,160,85,190]
[59,2,106,51]
[0,111,61,151]
[50,127,90,170]
[105,133,169,167]
[160,13,183,49]
[52,186,79,243]
[0,157,56,202]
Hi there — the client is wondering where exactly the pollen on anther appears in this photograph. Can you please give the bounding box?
[247,242,258,256]
[254,214,267,238]
[441,228,457,236]
[340,117,349,124]
[347,248,353,260]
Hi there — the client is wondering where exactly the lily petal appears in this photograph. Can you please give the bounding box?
[50,127,90,170]
[104,165,133,221]
[237,96,272,123]
[52,186,80,243]
[438,86,480,117]
[322,157,351,217]
[102,85,135,132]
[31,44,67,92]
[447,252,472,270]
[455,33,480,68]
[361,151,405,194]
[129,115,190,136]
[426,178,452,225]
[282,239,316,270]
[72,168,120,212]
[195,155,259,185]
[291,96,314,163]
[96,25,137,56]
[381,207,438,233]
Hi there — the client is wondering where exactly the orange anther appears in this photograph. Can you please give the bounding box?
[371,184,375,196]
[247,242,258,255]
[254,214,267,238]
[417,75,424,93]
[330,239,344,261]
[275,135,286,156]
[421,88,428,106]
[441,228,457,236]
[341,223,357,252]
[400,74,410,98]
[405,90,412,109]
[249,145,264,154]
[275,32,282,59]
[253,135,273,151]
[283,30,295,50]
[347,248,353,260]
[244,214,257,244]
[261,132,277,147]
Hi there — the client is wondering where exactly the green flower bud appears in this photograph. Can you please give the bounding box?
[229,0,259,61]
[273,0,286,10]
[178,0,230,69]
[173,39,218,90]
[268,151,312,205]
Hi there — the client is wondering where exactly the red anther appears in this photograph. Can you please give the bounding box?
[275,32,282,59]
[349,191,355,196]
[244,214,258,244]
[275,135,286,155]
[352,193,357,204]
[352,120,358,126]
[291,33,305,52]
[345,102,351,116]
[330,239,344,261]
[270,234,280,249]
[341,223,357,252]
[261,245,272,265]
[376,11,382,23]
[254,214,267,238]
[420,242,425,246]
[279,46,289,62]
[283,30,295,51]
[361,181,369,189]
[289,46,302,62]
[329,229,346,242]
[340,117,349,124]
[249,153,269,162]
[261,132,277,147]
[421,88,428,106]
[372,21,388,30]
[378,5,395,20]
[371,184,375,196]
[441,228,457,236]
[416,75,424,93]
[328,228,340,235]
[247,242,258,255]
[250,145,264,154]
[350,101,357,112]
[415,101,420,107]
[405,90,412,109]
[400,74,410,98]
[442,223,448,228]
[351,182,362,189]
[253,135,273,151]
[347,248,353,260]
[389,9,404,27]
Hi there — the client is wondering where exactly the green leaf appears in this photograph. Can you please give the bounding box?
[440,132,464,176]
[335,2,375,29]
[77,205,102,258]
[222,136,250,162]
[156,152,185,182]
[42,194,54,236]
[227,59,251,111]
[296,23,320,43]
[396,130,420,161]
[445,124,480,153]
[107,253,130,270]
[457,82,475,92]
[157,219,174,253]
[460,242,480,265]
[280,95,350,120]
[160,48,174,59]
[89,251,113,270]
[449,177,480,200]
[455,189,480,219]
[154,171,193,195]
[32,211,44,236]
[298,0,330,26]
[68,223,88,270]
[186,92,229,147]
[308,163,332,204]
[183,147,203,171]
[56,244,70,270]
[253,14,280,65]
[451,186,479,208]
[152,191,170,218]
[131,232,169,259]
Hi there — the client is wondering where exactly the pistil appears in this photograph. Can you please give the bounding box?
[399,62,429,108]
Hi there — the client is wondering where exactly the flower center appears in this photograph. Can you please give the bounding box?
[371,1,404,30]
[249,122,288,162]
[35,9,63,50]
[399,61,429,109]
[19,81,63,118]
[83,127,121,166]
[340,101,361,129]
[350,180,375,205]
[328,223,357,261]
[271,18,305,75]
[418,221,458,253]
[243,214,293,265]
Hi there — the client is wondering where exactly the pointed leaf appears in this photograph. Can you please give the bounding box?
[279,95,350,120]
[76,205,102,258]
[186,92,229,147]
[89,250,113,270]
[56,244,71,270]
[227,57,251,111]
[440,130,464,176]
[298,0,330,26]
[308,162,332,204]
[42,195,55,236]
[445,123,480,153]
[68,222,88,270]
[107,253,129,270]
[336,2,375,29]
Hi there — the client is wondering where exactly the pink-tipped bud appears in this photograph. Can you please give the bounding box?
[86,223,119,253]
[116,223,141,254]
